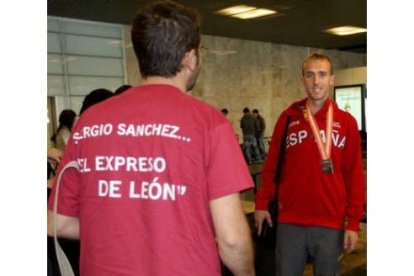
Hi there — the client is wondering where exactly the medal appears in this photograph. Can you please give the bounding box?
[321,158,334,174]
[303,100,335,175]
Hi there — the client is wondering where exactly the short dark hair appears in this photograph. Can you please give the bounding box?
[243,107,250,113]
[252,109,259,114]
[221,108,228,115]
[51,109,77,143]
[80,88,114,115]
[302,53,334,76]
[114,84,132,95]
[58,109,77,130]
[131,1,201,78]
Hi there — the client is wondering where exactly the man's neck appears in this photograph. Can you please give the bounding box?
[308,98,328,114]
[141,76,186,93]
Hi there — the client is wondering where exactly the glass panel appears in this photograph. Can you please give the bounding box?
[47,75,66,96]
[48,32,61,53]
[47,17,126,105]
[47,17,60,32]
[60,18,122,38]
[66,56,124,77]
[68,76,124,96]
[69,96,85,115]
[54,96,73,120]
[48,54,64,74]
[64,34,123,58]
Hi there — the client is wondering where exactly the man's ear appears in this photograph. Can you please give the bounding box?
[182,49,197,71]
[301,75,306,87]
[329,74,335,86]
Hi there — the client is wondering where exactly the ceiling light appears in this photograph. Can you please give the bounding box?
[216,5,277,19]
[232,8,276,19]
[217,5,255,16]
[323,26,367,36]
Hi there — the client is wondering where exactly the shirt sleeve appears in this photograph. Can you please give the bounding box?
[206,121,254,200]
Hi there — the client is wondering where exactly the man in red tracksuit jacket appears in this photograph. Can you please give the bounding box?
[255,53,365,275]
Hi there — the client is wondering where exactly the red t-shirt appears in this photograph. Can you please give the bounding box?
[48,84,253,276]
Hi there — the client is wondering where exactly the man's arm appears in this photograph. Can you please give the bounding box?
[261,117,266,135]
[254,113,289,234]
[254,118,260,133]
[210,193,255,276]
[342,117,366,232]
[47,210,80,239]
[255,113,288,211]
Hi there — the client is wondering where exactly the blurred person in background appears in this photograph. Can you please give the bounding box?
[50,109,77,151]
[79,88,114,115]
[252,108,266,160]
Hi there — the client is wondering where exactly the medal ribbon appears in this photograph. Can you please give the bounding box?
[303,100,333,160]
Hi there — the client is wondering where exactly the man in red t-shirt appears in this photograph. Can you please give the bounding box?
[254,53,365,275]
[47,2,255,275]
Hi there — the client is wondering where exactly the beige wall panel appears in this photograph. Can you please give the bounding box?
[335,67,367,86]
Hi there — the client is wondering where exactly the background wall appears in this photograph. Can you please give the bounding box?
[47,17,367,147]
[335,66,367,86]
[124,26,367,140]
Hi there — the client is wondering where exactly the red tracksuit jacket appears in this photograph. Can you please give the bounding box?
[255,98,365,231]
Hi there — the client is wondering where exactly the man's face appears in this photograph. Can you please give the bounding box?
[302,59,334,102]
